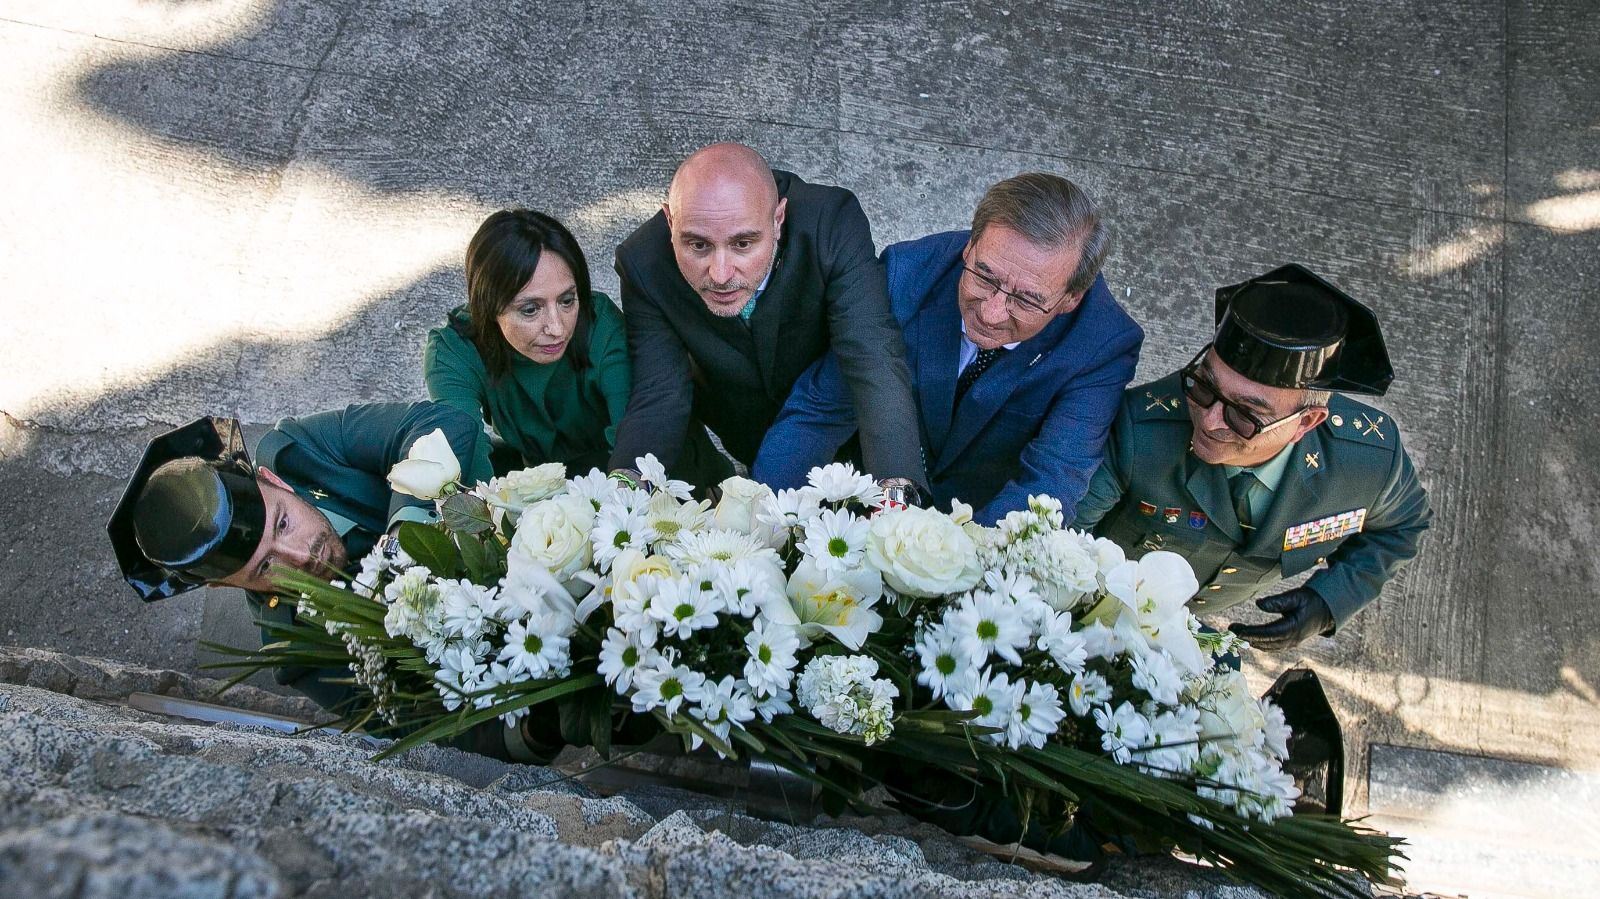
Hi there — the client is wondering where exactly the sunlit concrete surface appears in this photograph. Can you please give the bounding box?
[0,1,1595,894]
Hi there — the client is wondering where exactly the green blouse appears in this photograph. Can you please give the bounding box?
[424,292,630,477]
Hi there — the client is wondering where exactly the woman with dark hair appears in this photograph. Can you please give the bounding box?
[424,209,629,475]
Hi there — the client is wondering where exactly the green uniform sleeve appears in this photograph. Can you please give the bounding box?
[1306,436,1432,629]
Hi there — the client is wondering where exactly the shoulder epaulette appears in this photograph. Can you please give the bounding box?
[1129,375,1188,422]
[1322,395,1400,450]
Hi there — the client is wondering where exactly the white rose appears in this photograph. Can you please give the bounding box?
[386,428,461,500]
[714,476,774,537]
[864,506,982,598]
[508,494,596,583]
[482,463,567,514]
[1195,669,1267,743]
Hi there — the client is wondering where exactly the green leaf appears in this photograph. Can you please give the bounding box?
[397,521,461,576]
[457,533,499,585]
[441,492,495,535]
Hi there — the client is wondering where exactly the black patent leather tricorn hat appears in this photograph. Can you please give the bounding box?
[107,417,265,601]
[1212,264,1392,396]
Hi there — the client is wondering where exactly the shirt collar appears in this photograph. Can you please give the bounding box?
[737,269,774,321]
[1223,440,1296,492]
[959,318,1022,352]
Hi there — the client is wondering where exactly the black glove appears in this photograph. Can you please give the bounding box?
[1228,587,1333,651]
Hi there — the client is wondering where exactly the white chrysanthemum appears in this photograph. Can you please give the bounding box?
[785,556,885,650]
[497,612,573,680]
[799,507,871,572]
[629,657,705,717]
[952,668,1022,745]
[382,565,442,644]
[634,452,695,501]
[591,504,655,572]
[666,528,782,570]
[565,468,625,511]
[712,559,789,618]
[1026,529,1102,611]
[609,577,661,647]
[915,621,975,700]
[796,655,899,745]
[864,506,982,598]
[1036,611,1088,674]
[753,685,794,723]
[689,674,758,754]
[1135,706,1202,778]
[805,462,884,507]
[597,627,659,693]
[1078,619,1125,661]
[642,491,709,549]
[950,590,1031,666]
[1130,647,1184,706]
[1094,700,1151,765]
[439,578,499,641]
[434,640,489,712]
[755,487,824,532]
[646,575,720,640]
[1067,670,1112,717]
[1260,699,1293,761]
[1011,680,1067,749]
[743,618,800,695]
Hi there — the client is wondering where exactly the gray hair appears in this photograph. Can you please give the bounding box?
[1304,389,1332,408]
[970,173,1110,296]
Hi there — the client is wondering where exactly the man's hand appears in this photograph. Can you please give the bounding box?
[1228,587,1334,651]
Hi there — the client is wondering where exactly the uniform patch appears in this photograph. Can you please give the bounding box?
[1283,508,1367,551]
[1163,507,1182,524]
[1188,511,1208,529]
[1138,501,1157,515]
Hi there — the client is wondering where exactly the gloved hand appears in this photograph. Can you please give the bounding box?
[1228,587,1334,651]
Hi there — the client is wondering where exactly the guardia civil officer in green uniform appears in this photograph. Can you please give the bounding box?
[1073,264,1431,649]
[106,402,541,759]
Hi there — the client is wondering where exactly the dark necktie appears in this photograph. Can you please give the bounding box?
[1230,472,1259,532]
[955,347,1005,405]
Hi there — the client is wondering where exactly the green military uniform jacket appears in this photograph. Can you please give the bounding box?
[424,294,630,477]
[1072,373,1431,629]
[245,402,492,713]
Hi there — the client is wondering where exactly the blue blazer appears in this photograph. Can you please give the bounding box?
[754,230,1143,524]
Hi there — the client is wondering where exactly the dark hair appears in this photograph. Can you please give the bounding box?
[971,173,1110,296]
[465,209,595,380]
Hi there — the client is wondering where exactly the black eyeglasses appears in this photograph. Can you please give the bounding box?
[1180,348,1308,440]
[961,263,1062,319]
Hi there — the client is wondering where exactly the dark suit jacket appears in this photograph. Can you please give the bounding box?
[608,170,924,485]
[754,230,1143,524]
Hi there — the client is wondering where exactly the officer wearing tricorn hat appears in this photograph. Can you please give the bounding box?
[1073,264,1431,649]
[107,402,503,721]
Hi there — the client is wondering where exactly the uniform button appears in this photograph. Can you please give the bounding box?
[267,596,280,609]
[1317,557,1326,565]
[1221,567,1238,575]
[1207,584,1222,591]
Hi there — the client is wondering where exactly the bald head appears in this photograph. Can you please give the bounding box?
[668,142,779,214]
[662,143,788,317]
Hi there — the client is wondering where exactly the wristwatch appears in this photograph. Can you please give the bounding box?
[877,477,923,511]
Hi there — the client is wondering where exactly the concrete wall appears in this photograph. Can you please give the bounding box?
[1,0,1596,822]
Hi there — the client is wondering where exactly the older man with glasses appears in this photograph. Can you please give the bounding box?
[754,172,1144,523]
[1073,264,1432,650]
